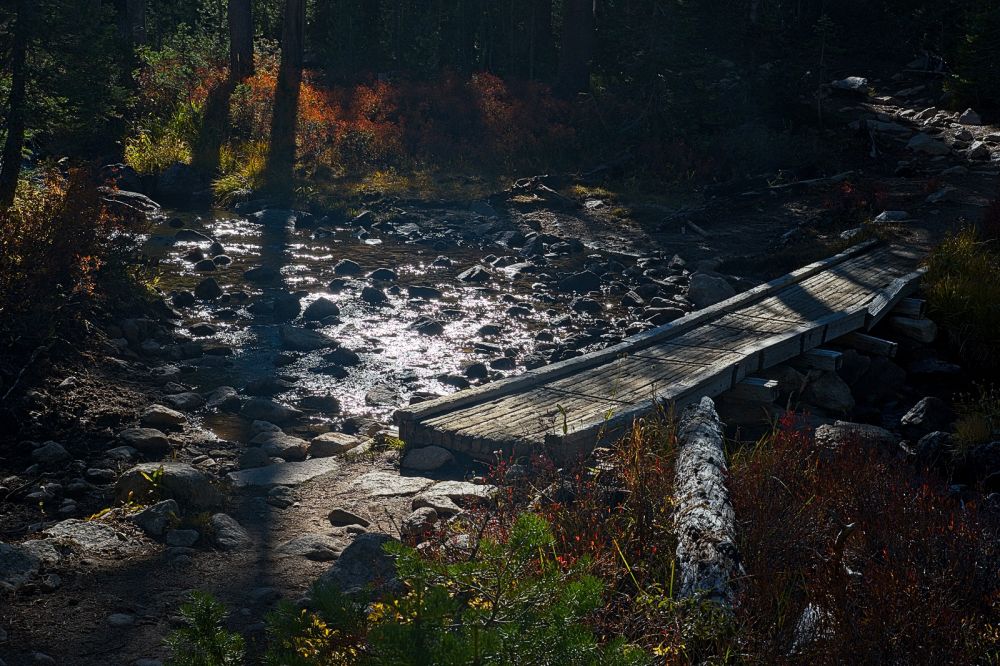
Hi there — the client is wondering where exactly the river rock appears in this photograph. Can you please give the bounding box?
[244,265,280,283]
[194,278,222,300]
[328,507,370,527]
[140,404,186,428]
[401,446,454,471]
[324,346,360,366]
[242,398,302,423]
[303,297,340,321]
[369,268,397,281]
[275,534,342,561]
[164,392,206,411]
[210,513,252,551]
[205,386,241,411]
[360,285,389,305]
[118,428,171,455]
[251,431,309,461]
[116,462,222,509]
[958,108,982,125]
[410,317,444,336]
[309,432,363,457]
[333,259,362,275]
[238,447,272,469]
[407,285,442,299]
[426,480,496,504]
[279,325,336,352]
[130,499,179,538]
[558,270,601,293]
[271,293,300,322]
[401,507,438,539]
[457,265,492,283]
[193,259,216,272]
[31,441,71,466]
[315,533,401,597]
[687,273,735,309]
[968,140,992,160]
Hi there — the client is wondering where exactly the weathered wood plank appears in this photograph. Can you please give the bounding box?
[395,239,880,425]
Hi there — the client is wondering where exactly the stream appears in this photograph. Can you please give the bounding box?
[141,202,676,445]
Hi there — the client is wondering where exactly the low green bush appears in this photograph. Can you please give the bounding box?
[165,591,245,666]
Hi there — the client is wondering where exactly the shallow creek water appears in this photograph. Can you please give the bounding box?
[143,207,633,443]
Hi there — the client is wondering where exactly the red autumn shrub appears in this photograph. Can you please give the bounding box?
[729,413,1000,664]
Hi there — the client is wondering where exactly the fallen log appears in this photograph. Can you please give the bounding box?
[673,397,742,606]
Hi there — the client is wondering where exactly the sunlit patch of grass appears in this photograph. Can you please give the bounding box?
[212,140,267,204]
[124,131,191,175]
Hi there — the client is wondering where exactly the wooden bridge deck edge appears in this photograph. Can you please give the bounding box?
[394,241,923,461]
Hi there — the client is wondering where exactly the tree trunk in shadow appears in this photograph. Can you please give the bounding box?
[0,0,29,208]
[556,0,594,97]
[229,0,254,80]
[263,0,305,201]
[192,79,237,178]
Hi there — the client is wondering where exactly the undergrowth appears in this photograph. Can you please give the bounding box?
[923,225,1000,375]
[729,413,1000,664]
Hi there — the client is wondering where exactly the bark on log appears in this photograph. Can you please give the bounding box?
[673,397,741,605]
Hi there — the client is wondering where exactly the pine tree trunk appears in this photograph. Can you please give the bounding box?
[556,0,594,96]
[124,0,146,45]
[263,0,305,199]
[229,0,254,81]
[0,0,29,207]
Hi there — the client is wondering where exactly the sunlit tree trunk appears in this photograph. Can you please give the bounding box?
[557,0,594,96]
[263,0,305,198]
[229,0,254,81]
[0,0,29,207]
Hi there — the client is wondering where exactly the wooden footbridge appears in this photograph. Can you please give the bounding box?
[396,240,925,462]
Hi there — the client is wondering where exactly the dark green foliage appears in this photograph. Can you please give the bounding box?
[262,514,649,665]
[164,591,246,666]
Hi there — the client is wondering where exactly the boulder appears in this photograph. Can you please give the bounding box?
[118,428,171,455]
[814,421,896,449]
[411,493,463,516]
[324,346,361,366]
[900,397,954,440]
[801,371,854,414]
[315,533,402,597]
[687,273,735,309]
[157,162,206,205]
[303,297,340,321]
[368,268,398,281]
[273,294,302,321]
[401,446,454,471]
[351,471,434,497]
[210,513,252,551]
[407,285,443,299]
[241,398,302,424]
[914,431,952,467]
[238,447,272,469]
[958,108,983,125]
[968,140,992,160]
[409,317,444,336]
[116,462,222,509]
